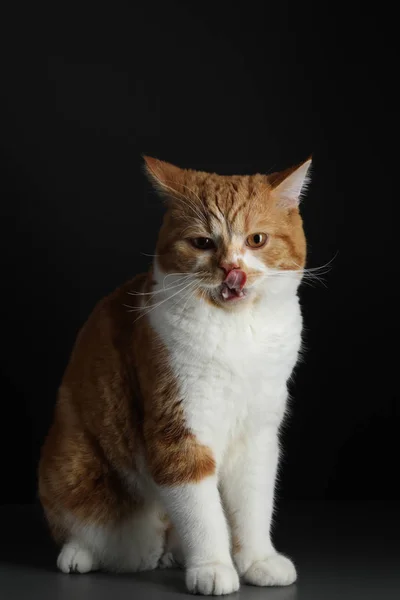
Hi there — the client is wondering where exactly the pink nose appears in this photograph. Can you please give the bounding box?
[219,262,240,274]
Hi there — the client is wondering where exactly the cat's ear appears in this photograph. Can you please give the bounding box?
[143,156,184,199]
[269,157,312,208]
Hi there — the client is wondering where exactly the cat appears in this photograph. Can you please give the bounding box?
[39,155,311,595]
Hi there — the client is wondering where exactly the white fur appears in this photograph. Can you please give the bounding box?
[158,477,240,594]
[146,260,302,591]
[57,541,98,573]
[243,248,268,272]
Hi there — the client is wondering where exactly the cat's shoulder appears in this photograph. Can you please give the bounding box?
[72,273,148,349]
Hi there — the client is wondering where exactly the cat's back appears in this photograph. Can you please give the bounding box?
[39,273,150,532]
[63,273,147,380]
[47,272,148,442]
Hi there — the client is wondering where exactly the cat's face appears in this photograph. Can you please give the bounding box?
[145,157,310,309]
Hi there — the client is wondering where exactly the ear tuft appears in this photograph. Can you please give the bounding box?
[270,158,312,207]
[143,156,183,197]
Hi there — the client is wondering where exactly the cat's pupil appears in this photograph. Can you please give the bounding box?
[192,237,215,250]
[254,234,261,244]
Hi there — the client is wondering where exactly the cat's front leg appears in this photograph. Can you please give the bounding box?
[221,425,297,587]
[157,476,239,595]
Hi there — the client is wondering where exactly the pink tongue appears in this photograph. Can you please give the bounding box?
[224,269,247,291]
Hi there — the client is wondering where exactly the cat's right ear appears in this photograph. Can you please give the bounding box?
[143,156,184,200]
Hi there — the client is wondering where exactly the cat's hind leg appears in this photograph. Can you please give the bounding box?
[159,525,184,569]
[39,425,166,574]
[54,502,167,574]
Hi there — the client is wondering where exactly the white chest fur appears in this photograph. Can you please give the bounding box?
[149,268,303,464]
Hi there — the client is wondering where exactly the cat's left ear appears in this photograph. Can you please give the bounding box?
[143,155,184,199]
[270,157,312,208]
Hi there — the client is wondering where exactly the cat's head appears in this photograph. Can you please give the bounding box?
[144,156,311,309]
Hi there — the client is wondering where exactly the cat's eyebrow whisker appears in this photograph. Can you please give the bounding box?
[165,179,209,225]
[178,182,207,212]
[174,195,208,226]
[160,177,208,227]
[155,172,208,227]
[179,223,209,238]
[147,165,208,226]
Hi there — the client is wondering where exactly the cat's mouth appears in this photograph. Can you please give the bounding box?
[220,283,247,302]
[219,269,247,302]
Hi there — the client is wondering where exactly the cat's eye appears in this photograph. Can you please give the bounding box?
[246,233,268,249]
[190,237,216,250]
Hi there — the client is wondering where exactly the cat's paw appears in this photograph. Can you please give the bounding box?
[244,554,297,587]
[186,563,240,595]
[57,541,98,574]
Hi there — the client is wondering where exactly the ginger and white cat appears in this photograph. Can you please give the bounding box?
[39,155,311,595]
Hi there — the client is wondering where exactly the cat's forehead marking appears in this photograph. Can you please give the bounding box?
[198,174,270,236]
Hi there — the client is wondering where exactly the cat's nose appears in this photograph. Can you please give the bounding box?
[219,262,240,274]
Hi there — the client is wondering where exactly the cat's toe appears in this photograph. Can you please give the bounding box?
[57,542,97,574]
[244,554,297,587]
[186,563,240,595]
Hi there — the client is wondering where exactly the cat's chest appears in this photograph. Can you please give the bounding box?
[184,309,300,406]
[150,298,302,438]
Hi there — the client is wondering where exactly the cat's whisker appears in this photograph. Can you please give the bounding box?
[267,269,328,289]
[139,280,201,321]
[127,275,203,311]
[302,272,329,286]
[291,252,339,275]
[199,288,210,308]
[133,272,207,307]
[128,279,200,324]
[125,280,193,311]
[168,278,205,314]
[179,280,204,313]
[162,271,208,281]
[127,274,196,298]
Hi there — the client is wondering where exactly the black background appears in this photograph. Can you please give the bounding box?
[1,2,398,505]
